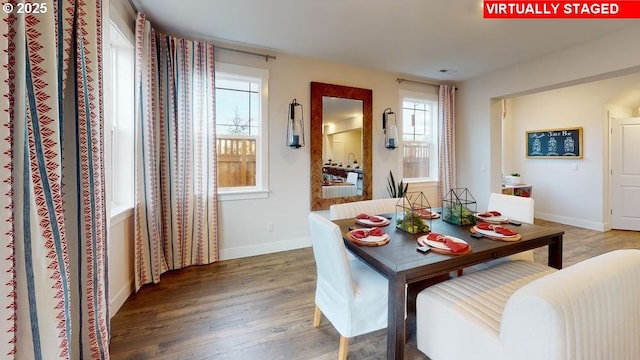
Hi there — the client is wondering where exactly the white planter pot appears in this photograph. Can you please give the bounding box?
[504,176,521,185]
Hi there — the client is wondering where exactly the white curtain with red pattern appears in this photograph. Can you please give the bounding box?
[134,13,218,290]
[1,1,109,359]
[438,85,456,198]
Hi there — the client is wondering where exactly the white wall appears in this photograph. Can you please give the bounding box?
[108,211,134,315]
[457,24,640,219]
[504,74,640,230]
[214,49,431,259]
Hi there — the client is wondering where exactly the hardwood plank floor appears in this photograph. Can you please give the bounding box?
[109,220,640,359]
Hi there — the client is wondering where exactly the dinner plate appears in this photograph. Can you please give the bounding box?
[474,213,509,224]
[415,209,441,219]
[347,229,390,246]
[472,226,520,239]
[354,234,389,243]
[417,235,467,250]
[356,216,390,227]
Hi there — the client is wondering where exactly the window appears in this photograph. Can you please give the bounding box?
[108,21,134,218]
[400,91,438,181]
[215,63,269,200]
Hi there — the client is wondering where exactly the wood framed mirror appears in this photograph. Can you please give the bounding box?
[310,82,372,210]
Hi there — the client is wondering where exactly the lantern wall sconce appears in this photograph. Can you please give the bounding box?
[382,107,398,149]
[286,98,304,148]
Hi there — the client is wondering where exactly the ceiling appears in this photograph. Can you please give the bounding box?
[131,0,636,82]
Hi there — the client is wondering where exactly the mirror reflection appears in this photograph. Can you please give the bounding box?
[321,97,363,198]
[310,82,372,211]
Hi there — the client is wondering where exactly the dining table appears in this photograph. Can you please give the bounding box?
[332,212,564,360]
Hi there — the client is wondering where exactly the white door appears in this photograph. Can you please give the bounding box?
[611,117,640,230]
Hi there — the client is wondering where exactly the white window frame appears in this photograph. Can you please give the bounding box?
[108,20,135,222]
[215,62,270,201]
[399,89,439,182]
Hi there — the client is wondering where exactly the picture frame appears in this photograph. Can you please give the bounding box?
[526,127,583,159]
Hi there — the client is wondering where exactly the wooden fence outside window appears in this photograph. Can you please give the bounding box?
[403,141,430,179]
[217,137,256,187]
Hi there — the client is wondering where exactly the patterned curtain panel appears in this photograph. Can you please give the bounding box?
[438,85,456,198]
[0,9,15,358]
[1,1,109,359]
[134,13,218,290]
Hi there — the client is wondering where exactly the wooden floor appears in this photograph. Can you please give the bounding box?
[109,220,640,360]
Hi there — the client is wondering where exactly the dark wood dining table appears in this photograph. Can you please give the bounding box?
[332,214,564,360]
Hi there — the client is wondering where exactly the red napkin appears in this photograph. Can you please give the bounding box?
[477,210,501,218]
[476,223,518,236]
[426,233,469,253]
[493,226,518,236]
[444,239,469,253]
[427,232,446,241]
[416,209,431,217]
[351,229,368,238]
[476,223,493,230]
[355,213,385,223]
[351,228,385,239]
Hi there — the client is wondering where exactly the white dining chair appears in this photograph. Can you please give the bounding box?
[488,192,534,224]
[346,172,358,185]
[308,213,388,360]
[467,193,536,273]
[329,198,399,221]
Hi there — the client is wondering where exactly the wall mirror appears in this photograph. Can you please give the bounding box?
[310,82,372,210]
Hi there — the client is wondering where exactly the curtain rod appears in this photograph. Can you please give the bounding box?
[396,78,440,87]
[397,77,457,90]
[217,46,276,62]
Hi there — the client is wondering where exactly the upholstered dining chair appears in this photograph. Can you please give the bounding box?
[308,213,388,360]
[488,192,535,261]
[346,172,358,185]
[329,198,399,261]
[488,192,535,224]
[467,193,536,273]
[329,198,399,221]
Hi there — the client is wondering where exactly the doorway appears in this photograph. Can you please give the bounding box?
[610,117,640,231]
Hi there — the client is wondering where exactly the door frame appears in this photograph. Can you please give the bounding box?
[609,114,640,231]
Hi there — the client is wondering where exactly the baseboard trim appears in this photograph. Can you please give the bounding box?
[220,236,312,261]
[535,211,606,231]
[110,277,134,319]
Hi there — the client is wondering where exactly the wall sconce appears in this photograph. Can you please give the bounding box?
[286,99,304,148]
[382,108,398,149]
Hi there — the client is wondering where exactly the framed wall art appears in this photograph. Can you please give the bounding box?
[526,127,583,159]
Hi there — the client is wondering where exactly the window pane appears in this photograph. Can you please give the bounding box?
[401,97,437,180]
[403,101,431,141]
[216,137,257,187]
[215,71,263,189]
[403,141,430,179]
[217,78,251,92]
[109,21,135,211]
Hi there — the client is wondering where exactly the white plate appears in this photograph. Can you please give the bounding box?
[414,209,441,219]
[417,235,467,250]
[349,230,389,243]
[473,226,518,238]
[358,234,390,243]
[356,216,390,226]
[474,213,509,224]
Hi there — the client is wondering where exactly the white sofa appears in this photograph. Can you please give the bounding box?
[416,249,640,360]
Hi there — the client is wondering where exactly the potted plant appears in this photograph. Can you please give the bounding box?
[387,171,408,198]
